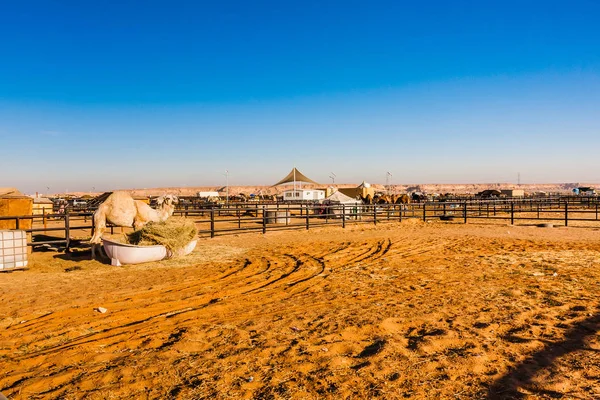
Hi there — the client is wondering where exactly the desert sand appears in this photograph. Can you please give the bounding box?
[1,221,599,399]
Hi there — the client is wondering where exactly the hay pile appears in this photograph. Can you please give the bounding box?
[127,217,198,253]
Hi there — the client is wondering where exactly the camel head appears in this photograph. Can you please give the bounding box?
[164,194,178,205]
[154,194,178,221]
[156,194,179,207]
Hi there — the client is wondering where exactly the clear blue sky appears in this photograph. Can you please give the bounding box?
[1,1,599,193]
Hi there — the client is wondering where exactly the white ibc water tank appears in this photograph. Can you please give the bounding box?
[0,230,28,270]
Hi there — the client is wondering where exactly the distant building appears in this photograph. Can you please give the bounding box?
[283,189,325,201]
[197,191,221,199]
[476,189,502,199]
[501,189,525,198]
[581,187,595,195]
[573,187,596,195]
[32,197,54,215]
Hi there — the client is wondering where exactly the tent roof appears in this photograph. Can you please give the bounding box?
[0,187,28,198]
[0,187,21,196]
[33,197,53,204]
[357,181,371,188]
[273,168,319,186]
[324,190,361,204]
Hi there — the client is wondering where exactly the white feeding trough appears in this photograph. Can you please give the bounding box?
[102,238,197,266]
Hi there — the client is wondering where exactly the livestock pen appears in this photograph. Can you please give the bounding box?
[2,195,599,253]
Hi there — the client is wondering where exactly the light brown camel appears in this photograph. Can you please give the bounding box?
[90,191,178,259]
[360,194,373,204]
[395,194,411,204]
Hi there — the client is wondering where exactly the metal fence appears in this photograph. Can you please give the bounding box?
[0,210,93,252]
[2,196,599,253]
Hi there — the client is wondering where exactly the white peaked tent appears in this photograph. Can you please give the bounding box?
[323,190,361,205]
[322,190,362,218]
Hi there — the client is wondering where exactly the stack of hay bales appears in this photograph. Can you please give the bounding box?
[0,188,33,230]
[126,217,197,257]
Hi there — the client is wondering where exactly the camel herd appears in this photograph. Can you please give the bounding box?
[359,193,412,204]
[360,192,458,204]
[235,192,419,204]
[212,192,429,204]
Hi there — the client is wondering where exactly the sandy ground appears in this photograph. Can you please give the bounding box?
[1,221,600,399]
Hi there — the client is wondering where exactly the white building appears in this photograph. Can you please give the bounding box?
[197,191,220,198]
[197,191,221,202]
[283,189,325,201]
[500,189,525,197]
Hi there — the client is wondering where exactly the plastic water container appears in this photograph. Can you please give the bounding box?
[0,230,28,270]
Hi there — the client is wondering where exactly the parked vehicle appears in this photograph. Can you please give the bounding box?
[71,199,88,207]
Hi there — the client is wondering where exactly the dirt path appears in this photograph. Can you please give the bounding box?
[1,221,599,399]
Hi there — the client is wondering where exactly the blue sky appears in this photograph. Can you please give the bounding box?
[1,1,599,193]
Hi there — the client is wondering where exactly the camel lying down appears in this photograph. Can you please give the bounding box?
[90,191,178,259]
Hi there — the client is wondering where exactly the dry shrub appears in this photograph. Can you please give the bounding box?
[127,217,198,252]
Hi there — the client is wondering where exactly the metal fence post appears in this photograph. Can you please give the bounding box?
[463,202,467,223]
[306,204,310,230]
[65,210,71,252]
[423,203,427,222]
[511,202,514,225]
[565,202,568,227]
[342,204,346,228]
[373,205,377,225]
[210,209,215,238]
[262,206,267,234]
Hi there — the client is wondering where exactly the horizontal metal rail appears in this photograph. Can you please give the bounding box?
[1,198,599,252]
